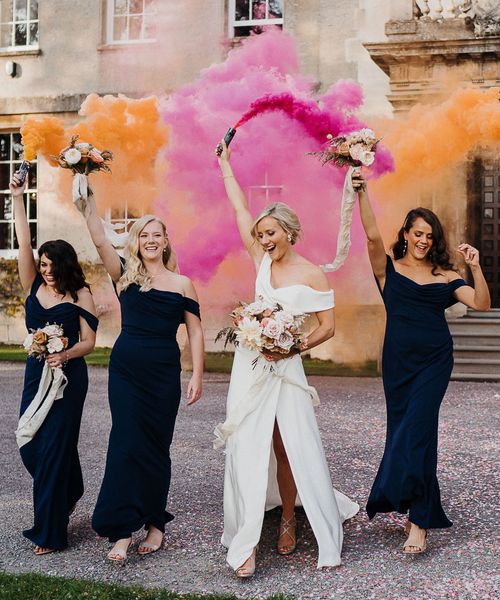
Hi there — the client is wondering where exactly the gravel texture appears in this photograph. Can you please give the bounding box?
[0,362,498,599]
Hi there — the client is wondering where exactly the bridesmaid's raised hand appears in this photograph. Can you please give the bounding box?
[186,374,202,405]
[351,168,366,193]
[457,243,480,268]
[9,172,27,197]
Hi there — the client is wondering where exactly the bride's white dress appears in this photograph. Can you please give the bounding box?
[215,253,359,569]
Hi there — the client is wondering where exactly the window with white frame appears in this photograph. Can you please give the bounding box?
[0,0,39,49]
[0,132,37,256]
[106,0,156,44]
[104,202,143,237]
[229,0,283,37]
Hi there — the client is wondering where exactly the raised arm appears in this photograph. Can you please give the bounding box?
[81,191,122,282]
[216,141,263,266]
[10,173,36,294]
[352,169,387,283]
[453,244,491,311]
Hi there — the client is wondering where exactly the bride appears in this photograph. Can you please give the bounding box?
[215,141,359,577]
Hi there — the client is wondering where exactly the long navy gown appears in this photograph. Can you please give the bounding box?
[366,256,466,529]
[92,270,200,542]
[20,273,98,550]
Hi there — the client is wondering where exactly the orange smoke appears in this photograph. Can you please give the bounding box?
[375,86,500,193]
[21,94,169,212]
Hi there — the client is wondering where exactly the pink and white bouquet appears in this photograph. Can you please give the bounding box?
[23,323,68,361]
[311,128,379,168]
[216,296,305,357]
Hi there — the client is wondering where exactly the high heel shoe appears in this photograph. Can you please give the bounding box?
[403,525,427,555]
[236,547,257,578]
[277,516,297,555]
[107,538,132,562]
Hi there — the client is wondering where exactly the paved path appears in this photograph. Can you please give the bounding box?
[0,363,498,599]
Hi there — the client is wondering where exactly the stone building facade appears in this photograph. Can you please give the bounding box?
[0,0,498,363]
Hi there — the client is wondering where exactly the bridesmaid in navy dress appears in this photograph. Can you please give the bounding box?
[11,173,98,555]
[353,169,490,554]
[81,193,204,562]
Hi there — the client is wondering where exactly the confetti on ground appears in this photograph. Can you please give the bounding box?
[0,364,498,599]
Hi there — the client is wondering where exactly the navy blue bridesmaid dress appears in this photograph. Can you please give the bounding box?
[366,255,466,529]
[92,268,200,542]
[20,272,98,549]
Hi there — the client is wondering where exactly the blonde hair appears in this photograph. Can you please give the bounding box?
[119,214,178,292]
[251,202,302,245]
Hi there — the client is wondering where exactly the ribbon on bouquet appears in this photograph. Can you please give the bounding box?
[322,165,357,272]
[213,354,320,450]
[71,174,129,249]
[15,362,68,448]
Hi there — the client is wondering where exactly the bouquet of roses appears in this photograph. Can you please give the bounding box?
[216,296,305,358]
[17,323,69,449]
[23,323,68,361]
[51,134,113,216]
[51,134,112,175]
[310,128,379,168]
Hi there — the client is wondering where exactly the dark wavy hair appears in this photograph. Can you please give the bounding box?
[37,240,90,302]
[392,207,455,275]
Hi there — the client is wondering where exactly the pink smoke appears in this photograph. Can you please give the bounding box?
[158,30,393,298]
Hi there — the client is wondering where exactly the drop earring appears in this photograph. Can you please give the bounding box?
[287,234,292,243]
[403,240,408,255]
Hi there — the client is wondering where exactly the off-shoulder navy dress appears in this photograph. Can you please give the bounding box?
[20,272,98,550]
[366,256,466,529]
[92,272,200,542]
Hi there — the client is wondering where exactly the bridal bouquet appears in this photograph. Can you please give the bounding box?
[216,296,305,358]
[51,135,113,215]
[310,128,380,272]
[23,323,68,360]
[17,323,69,449]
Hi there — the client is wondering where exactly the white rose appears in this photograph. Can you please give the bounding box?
[262,319,284,340]
[236,317,263,350]
[23,333,34,350]
[63,148,82,165]
[277,331,295,352]
[348,143,364,162]
[47,337,64,353]
[359,151,375,166]
[359,128,375,140]
[275,311,294,327]
[43,324,64,337]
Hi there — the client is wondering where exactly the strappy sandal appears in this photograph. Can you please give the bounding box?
[34,546,56,556]
[403,529,427,555]
[236,547,257,578]
[137,528,164,555]
[277,516,297,555]
[107,538,132,562]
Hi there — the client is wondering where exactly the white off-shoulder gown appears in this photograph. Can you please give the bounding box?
[215,253,359,570]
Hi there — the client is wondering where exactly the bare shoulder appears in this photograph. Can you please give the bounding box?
[443,269,463,283]
[76,287,97,314]
[297,258,330,292]
[179,274,199,301]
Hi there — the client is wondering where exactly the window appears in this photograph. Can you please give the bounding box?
[0,0,39,49]
[229,0,283,37]
[0,132,37,256]
[248,173,283,210]
[103,202,143,248]
[106,0,156,44]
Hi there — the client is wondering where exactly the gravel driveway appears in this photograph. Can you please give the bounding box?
[0,363,498,599]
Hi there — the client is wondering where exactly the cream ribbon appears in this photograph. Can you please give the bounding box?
[72,174,129,249]
[322,166,356,272]
[15,362,68,449]
[213,354,320,450]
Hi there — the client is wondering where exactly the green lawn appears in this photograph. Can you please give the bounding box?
[0,345,378,377]
[0,572,291,600]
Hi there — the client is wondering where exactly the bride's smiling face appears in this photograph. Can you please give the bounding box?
[255,216,289,261]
